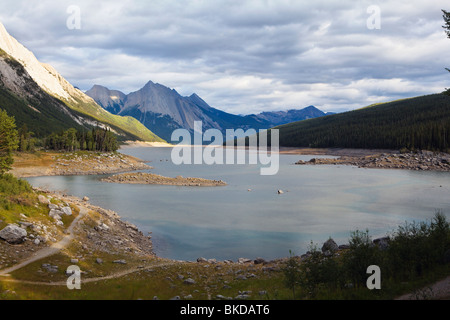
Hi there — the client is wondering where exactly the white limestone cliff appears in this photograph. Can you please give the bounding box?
[0,21,98,107]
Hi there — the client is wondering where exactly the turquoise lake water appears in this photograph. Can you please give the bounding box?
[25,147,450,261]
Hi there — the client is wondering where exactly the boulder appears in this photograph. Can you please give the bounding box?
[321,238,339,253]
[61,207,72,216]
[38,195,50,204]
[238,258,252,264]
[0,224,27,244]
[183,278,196,285]
[48,203,59,210]
[41,264,58,273]
[49,209,63,220]
[19,221,33,228]
[373,237,390,250]
[37,235,48,244]
[95,223,109,232]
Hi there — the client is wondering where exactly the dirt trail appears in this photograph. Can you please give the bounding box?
[0,260,179,287]
[0,206,88,277]
[0,201,179,286]
[395,276,450,300]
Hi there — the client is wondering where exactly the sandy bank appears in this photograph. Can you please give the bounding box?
[122,141,173,148]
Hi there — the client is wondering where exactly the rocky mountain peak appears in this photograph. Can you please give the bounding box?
[0,21,71,100]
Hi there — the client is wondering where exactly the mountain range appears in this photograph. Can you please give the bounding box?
[0,20,332,145]
[0,21,163,142]
[86,82,330,142]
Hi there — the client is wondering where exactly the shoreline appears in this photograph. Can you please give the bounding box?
[295,150,450,172]
[122,140,173,148]
[3,147,449,299]
[11,151,152,178]
[278,147,397,157]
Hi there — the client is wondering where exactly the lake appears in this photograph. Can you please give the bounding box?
[26,147,450,262]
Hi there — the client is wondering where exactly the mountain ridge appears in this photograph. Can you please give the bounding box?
[0,48,87,136]
[86,82,329,142]
[0,21,163,142]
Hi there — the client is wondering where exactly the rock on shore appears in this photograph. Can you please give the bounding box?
[0,224,27,244]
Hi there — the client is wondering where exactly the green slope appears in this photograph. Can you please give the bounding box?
[0,85,84,137]
[275,93,450,151]
[63,97,165,143]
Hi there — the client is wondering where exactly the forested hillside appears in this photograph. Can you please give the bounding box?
[275,94,450,151]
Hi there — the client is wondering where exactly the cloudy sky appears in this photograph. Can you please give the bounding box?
[0,0,449,114]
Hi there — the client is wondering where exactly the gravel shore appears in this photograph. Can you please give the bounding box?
[102,172,227,186]
[295,150,450,172]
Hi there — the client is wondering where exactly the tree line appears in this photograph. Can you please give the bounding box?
[0,109,119,175]
[274,94,450,152]
[44,127,118,152]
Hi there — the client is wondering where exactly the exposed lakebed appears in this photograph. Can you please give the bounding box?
[25,147,450,262]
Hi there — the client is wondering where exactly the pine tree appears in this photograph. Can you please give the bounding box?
[0,110,18,174]
[43,127,118,152]
[443,10,450,95]
[443,10,450,38]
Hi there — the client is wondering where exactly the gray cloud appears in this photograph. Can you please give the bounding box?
[0,0,449,114]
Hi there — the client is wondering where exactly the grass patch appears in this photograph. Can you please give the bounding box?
[0,174,50,226]
[1,260,289,300]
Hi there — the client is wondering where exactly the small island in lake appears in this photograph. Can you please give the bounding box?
[102,172,227,187]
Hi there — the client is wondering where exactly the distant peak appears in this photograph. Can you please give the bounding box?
[90,84,109,90]
[189,93,206,103]
[143,80,167,90]
[144,80,155,86]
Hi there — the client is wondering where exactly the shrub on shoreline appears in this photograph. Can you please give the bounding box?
[283,212,450,299]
